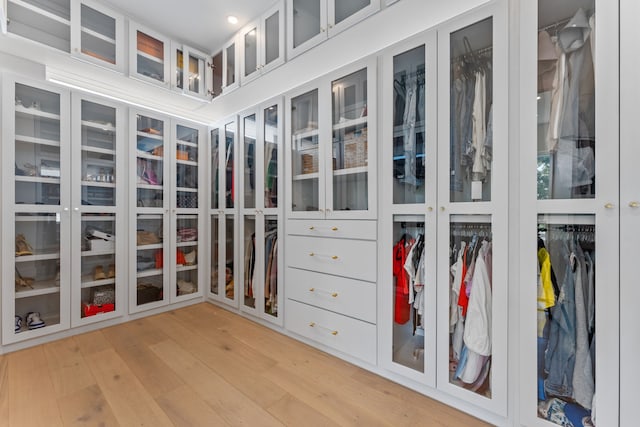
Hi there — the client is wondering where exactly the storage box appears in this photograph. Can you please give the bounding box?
[137,283,162,305]
[88,238,115,251]
[82,303,115,317]
[301,153,318,174]
[343,131,368,169]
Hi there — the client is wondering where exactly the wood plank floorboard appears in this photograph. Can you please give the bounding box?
[0,303,492,426]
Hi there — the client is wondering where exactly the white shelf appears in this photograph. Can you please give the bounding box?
[81,249,115,257]
[81,145,115,155]
[176,265,197,272]
[10,0,70,26]
[137,50,164,64]
[136,214,163,220]
[333,166,368,176]
[15,176,60,184]
[292,172,319,181]
[177,139,198,148]
[82,180,116,188]
[136,243,163,250]
[80,276,115,288]
[15,279,60,299]
[15,215,59,222]
[137,130,163,140]
[82,120,115,132]
[15,104,61,120]
[82,215,116,221]
[176,186,197,193]
[176,241,198,247]
[176,214,198,219]
[332,116,368,131]
[176,159,197,166]
[15,252,60,262]
[137,183,163,191]
[15,134,61,147]
[80,26,116,44]
[137,268,163,278]
[136,151,164,161]
[293,128,319,140]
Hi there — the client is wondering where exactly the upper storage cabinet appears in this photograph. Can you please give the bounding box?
[221,36,239,95]
[171,43,210,99]
[240,0,285,84]
[7,0,71,51]
[129,22,171,87]
[207,50,223,99]
[70,0,124,72]
[287,0,380,59]
[286,57,376,219]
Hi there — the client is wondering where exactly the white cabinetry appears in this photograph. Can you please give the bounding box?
[519,0,620,426]
[171,42,210,99]
[6,0,71,51]
[286,0,380,59]
[70,0,124,72]
[240,1,285,85]
[208,116,239,307]
[129,22,171,88]
[238,98,284,325]
[285,58,377,364]
[130,109,204,313]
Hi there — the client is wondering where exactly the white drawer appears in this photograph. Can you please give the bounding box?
[286,235,377,282]
[287,219,376,240]
[286,268,376,323]
[285,299,377,365]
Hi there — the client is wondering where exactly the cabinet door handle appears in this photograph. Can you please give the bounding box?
[604,203,615,209]
[331,255,339,260]
[309,226,315,230]
[309,287,338,298]
[331,226,338,231]
[440,206,446,212]
[308,322,338,335]
[428,207,434,212]
[630,201,639,208]
[309,252,315,257]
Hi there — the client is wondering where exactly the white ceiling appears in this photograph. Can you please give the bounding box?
[101,0,275,53]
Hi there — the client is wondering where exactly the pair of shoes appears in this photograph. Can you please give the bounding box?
[15,267,34,289]
[137,230,160,246]
[140,165,158,185]
[15,315,22,332]
[184,249,196,265]
[94,264,116,280]
[26,312,45,330]
[15,234,34,256]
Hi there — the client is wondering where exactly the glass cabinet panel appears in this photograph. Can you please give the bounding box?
[243,215,256,309]
[14,83,62,206]
[244,25,258,77]
[176,215,198,296]
[210,215,220,296]
[537,1,595,200]
[188,52,205,94]
[175,124,198,209]
[135,114,164,208]
[291,89,320,212]
[265,10,280,66]
[80,100,116,206]
[332,68,368,211]
[264,216,278,317]
[7,0,71,51]
[225,215,235,301]
[335,0,370,25]
[449,18,493,203]
[225,121,236,209]
[393,45,426,205]
[292,0,321,49]
[80,214,116,318]
[536,215,596,425]
[264,105,279,208]
[392,215,426,372]
[136,30,165,83]
[80,3,116,64]
[448,218,493,398]
[176,48,184,90]
[243,114,257,209]
[135,214,164,306]
[14,213,62,332]
[226,42,236,87]
[211,128,220,210]
[211,51,223,98]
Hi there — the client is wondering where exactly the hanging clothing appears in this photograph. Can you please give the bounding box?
[463,240,493,357]
[572,243,594,409]
[471,72,488,182]
[393,237,412,324]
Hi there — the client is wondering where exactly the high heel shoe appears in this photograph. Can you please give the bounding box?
[15,267,34,289]
[94,265,106,280]
[107,264,115,279]
[15,234,34,256]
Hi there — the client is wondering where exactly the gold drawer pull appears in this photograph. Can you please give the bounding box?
[309,252,315,257]
[331,255,339,260]
[331,292,338,298]
[331,226,338,231]
[309,226,315,230]
[309,287,338,298]
[309,287,315,292]
[308,322,338,336]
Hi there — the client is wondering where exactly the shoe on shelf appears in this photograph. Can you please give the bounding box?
[184,249,196,266]
[107,264,115,279]
[15,234,34,256]
[142,167,158,185]
[94,265,106,281]
[15,315,22,332]
[15,267,34,289]
[26,312,45,330]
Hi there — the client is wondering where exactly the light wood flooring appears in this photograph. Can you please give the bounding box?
[0,303,492,426]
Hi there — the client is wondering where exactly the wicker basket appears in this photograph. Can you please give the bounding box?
[301,153,318,174]
[343,132,368,169]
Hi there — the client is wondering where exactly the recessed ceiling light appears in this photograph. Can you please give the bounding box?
[227,15,238,25]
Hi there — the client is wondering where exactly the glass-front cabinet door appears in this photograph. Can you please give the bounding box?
[521,0,619,426]
[6,0,71,51]
[172,43,209,98]
[380,35,438,387]
[239,99,283,324]
[70,0,124,72]
[207,50,223,99]
[287,0,327,59]
[130,110,169,312]
[71,94,124,327]
[222,37,239,94]
[327,0,379,37]
[287,59,376,220]
[2,78,71,344]
[129,22,170,87]
[173,122,203,301]
[209,117,239,307]
[436,7,508,417]
[240,1,285,84]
